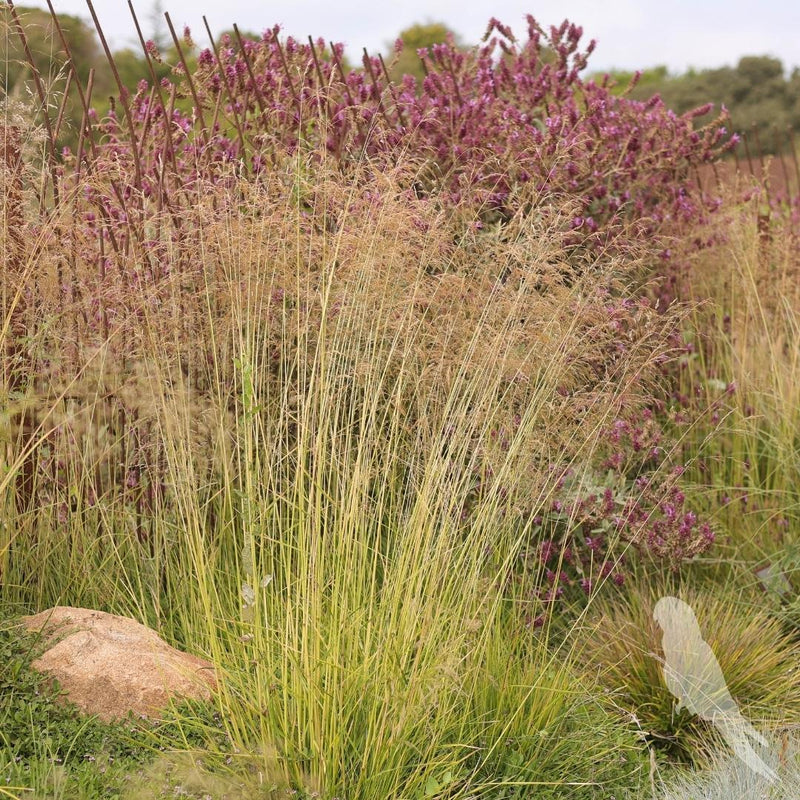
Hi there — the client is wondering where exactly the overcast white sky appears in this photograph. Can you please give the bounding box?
[29,0,800,74]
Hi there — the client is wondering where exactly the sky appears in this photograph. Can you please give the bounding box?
[26,0,800,75]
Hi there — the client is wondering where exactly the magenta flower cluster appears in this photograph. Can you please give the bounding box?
[503,396,718,625]
[518,461,715,626]
[59,14,734,265]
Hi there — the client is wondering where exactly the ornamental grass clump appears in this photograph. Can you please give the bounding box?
[176,181,661,797]
[668,176,800,562]
[580,578,800,766]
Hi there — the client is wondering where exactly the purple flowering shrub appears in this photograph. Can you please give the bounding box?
[62,16,735,252]
[3,12,728,590]
[33,13,734,372]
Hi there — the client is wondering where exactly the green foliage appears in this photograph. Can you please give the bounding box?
[754,544,800,639]
[0,610,152,798]
[215,28,262,48]
[0,5,203,151]
[0,5,102,90]
[146,0,169,52]
[0,5,115,151]
[386,20,464,83]
[112,47,171,92]
[600,65,671,95]
[603,55,800,151]
[0,609,245,799]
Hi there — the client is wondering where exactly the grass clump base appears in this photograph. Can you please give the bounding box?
[579,576,800,766]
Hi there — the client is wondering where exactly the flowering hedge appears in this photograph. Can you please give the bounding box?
[55,16,735,254]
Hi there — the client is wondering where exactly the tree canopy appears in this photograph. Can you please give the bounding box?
[385,21,463,84]
[599,56,800,151]
[0,5,117,148]
[1,5,101,88]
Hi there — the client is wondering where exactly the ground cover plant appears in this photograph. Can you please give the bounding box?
[2,4,800,799]
[0,608,237,799]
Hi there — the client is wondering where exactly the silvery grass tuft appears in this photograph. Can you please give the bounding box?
[657,729,800,800]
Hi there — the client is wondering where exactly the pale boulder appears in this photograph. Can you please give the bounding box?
[20,606,217,722]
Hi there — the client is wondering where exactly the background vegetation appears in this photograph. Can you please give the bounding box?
[4,5,798,152]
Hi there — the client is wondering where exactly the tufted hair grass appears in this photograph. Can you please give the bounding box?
[0,144,677,796]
